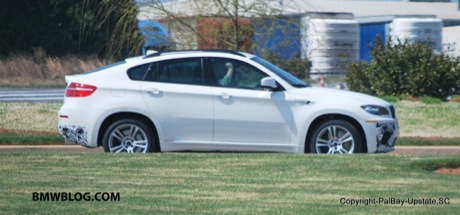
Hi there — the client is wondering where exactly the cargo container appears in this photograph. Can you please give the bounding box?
[443,25,460,57]
[302,17,360,76]
[357,17,391,62]
[390,18,443,52]
[359,22,387,62]
[357,16,442,62]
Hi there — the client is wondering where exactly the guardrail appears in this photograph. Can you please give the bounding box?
[0,88,65,102]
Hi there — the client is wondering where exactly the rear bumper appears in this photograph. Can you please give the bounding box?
[57,102,103,148]
[58,125,89,146]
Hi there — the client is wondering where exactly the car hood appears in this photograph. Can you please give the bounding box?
[291,87,390,107]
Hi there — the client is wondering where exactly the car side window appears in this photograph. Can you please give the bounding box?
[210,58,267,90]
[146,58,203,85]
[127,63,151,81]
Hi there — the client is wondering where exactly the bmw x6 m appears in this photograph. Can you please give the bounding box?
[58,50,399,154]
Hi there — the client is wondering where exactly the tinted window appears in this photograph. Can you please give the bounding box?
[83,61,126,75]
[127,64,151,80]
[147,58,203,85]
[210,58,267,90]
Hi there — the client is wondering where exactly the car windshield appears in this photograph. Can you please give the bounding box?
[251,57,308,88]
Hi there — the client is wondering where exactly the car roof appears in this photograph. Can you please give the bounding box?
[143,49,251,59]
[121,50,258,68]
[124,50,255,63]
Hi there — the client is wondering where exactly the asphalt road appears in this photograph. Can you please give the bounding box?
[0,88,64,102]
[1,145,460,155]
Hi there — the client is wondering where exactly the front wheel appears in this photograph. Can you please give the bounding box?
[102,119,157,153]
[310,119,362,154]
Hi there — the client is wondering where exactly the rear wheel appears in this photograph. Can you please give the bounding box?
[102,119,157,153]
[310,119,362,154]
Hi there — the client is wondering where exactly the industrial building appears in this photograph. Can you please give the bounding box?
[137,0,460,76]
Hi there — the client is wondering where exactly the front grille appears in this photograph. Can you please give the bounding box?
[389,105,396,118]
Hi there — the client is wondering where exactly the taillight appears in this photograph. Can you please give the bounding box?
[65,82,97,97]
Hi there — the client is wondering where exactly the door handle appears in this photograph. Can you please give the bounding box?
[218,93,232,99]
[147,88,161,95]
[294,99,311,105]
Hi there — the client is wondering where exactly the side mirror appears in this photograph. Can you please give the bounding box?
[261,77,277,91]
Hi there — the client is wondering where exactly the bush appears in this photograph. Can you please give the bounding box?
[420,96,443,104]
[346,37,460,100]
[381,96,400,103]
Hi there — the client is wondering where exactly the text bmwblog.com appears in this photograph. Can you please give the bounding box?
[32,192,120,202]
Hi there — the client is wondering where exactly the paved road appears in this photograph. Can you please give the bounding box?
[1,145,459,155]
[0,88,64,102]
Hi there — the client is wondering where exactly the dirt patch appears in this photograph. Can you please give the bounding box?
[434,167,460,175]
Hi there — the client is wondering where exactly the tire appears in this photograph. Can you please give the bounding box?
[102,119,158,153]
[309,119,362,154]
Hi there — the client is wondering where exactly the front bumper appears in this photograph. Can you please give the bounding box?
[375,120,399,153]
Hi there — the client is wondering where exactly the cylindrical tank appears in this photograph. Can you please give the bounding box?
[390,18,442,52]
[306,19,360,75]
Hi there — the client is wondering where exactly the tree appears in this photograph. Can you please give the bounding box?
[346,36,460,99]
[84,0,144,60]
[139,0,291,50]
[0,0,142,60]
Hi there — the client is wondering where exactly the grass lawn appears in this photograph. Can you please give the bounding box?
[0,152,459,214]
[394,101,460,138]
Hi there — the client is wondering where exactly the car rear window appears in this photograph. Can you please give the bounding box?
[83,61,126,75]
[127,63,151,81]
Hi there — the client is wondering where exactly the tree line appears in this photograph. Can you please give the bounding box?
[0,0,142,61]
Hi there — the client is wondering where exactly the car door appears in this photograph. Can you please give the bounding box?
[140,57,213,144]
[209,57,293,144]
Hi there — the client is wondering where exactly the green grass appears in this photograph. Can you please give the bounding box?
[0,153,459,214]
[0,102,60,133]
[394,101,460,138]
[419,96,443,104]
[0,133,62,145]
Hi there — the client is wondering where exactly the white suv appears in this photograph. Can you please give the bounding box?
[58,50,399,154]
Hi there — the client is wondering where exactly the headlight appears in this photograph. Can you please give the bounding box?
[361,105,390,116]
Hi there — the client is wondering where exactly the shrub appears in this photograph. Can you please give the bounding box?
[381,96,400,103]
[420,96,443,104]
[346,36,460,100]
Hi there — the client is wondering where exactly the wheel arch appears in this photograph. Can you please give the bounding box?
[304,114,367,153]
[97,112,160,150]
